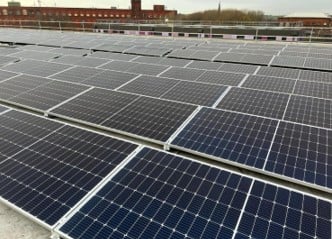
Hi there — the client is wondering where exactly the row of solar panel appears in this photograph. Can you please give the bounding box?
[0,108,330,239]
[6,27,329,55]
[1,60,331,128]
[2,27,332,72]
[0,29,191,55]
[1,58,332,95]
[47,90,331,191]
[3,44,332,85]
[0,28,319,58]
[0,68,331,191]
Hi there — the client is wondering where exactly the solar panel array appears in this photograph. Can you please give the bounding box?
[0,28,331,239]
[57,148,331,239]
[0,110,138,227]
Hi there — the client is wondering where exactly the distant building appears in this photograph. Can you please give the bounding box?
[0,0,177,22]
[279,13,332,27]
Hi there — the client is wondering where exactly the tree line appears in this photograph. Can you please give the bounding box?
[172,9,266,22]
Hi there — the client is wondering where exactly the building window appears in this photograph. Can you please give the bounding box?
[116,14,119,18]
[74,13,78,16]
[68,13,72,16]
[127,15,131,18]
[80,13,84,17]
[92,13,96,17]
[22,9,28,16]
[86,13,90,17]
[110,14,114,17]
[16,10,21,15]
[121,14,125,18]
[2,9,8,15]
[104,14,108,17]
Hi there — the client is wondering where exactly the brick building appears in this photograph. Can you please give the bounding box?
[279,13,332,27]
[0,0,177,22]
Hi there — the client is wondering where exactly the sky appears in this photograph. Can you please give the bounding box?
[1,0,332,15]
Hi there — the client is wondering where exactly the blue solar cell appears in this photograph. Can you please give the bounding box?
[59,148,252,239]
[0,105,7,113]
[0,112,138,226]
[265,121,332,190]
[235,181,331,239]
[172,107,278,169]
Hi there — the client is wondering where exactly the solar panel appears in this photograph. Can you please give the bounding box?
[0,113,138,226]
[0,47,21,56]
[49,48,90,56]
[82,70,138,90]
[217,88,290,119]
[187,61,223,70]
[90,51,137,61]
[50,88,139,124]
[161,81,228,106]
[242,75,296,94]
[265,121,331,190]
[118,75,179,98]
[231,48,279,56]
[0,70,17,82]
[132,56,166,64]
[102,97,197,142]
[124,46,170,57]
[93,43,131,53]
[294,80,332,99]
[214,53,245,63]
[126,63,169,76]
[134,56,191,67]
[52,56,110,68]
[256,66,300,79]
[171,107,278,169]
[189,50,220,61]
[99,61,139,72]
[167,49,196,58]
[0,110,63,157]
[279,51,308,58]
[0,105,7,113]
[235,181,331,239]
[304,58,332,71]
[307,52,332,60]
[58,147,253,239]
[8,80,90,111]
[299,70,332,84]
[196,70,246,86]
[9,50,60,61]
[50,66,101,83]
[0,74,52,100]
[284,95,332,129]
[0,56,19,66]
[1,59,71,77]
[241,54,273,65]
[160,67,205,81]
[218,63,258,74]
[271,56,305,68]
[19,45,54,52]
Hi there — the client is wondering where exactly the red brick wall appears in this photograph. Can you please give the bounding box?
[279,17,332,27]
[0,6,177,22]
